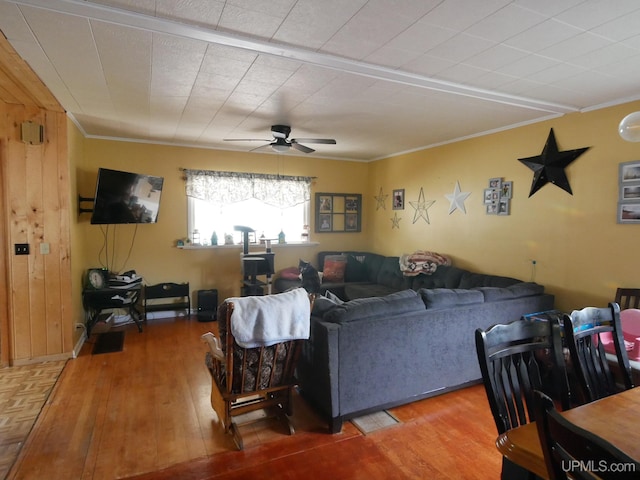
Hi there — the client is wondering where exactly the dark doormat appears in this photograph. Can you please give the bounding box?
[92,331,125,355]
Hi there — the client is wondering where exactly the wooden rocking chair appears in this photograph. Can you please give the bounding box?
[202,288,314,450]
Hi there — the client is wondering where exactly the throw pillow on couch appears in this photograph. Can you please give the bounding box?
[323,255,347,282]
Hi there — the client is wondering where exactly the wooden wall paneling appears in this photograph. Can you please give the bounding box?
[6,123,31,359]
[3,104,74,362]
[54,112,72,354]
[0,36,70,364]
[42,110,66,355]
[6,113,31,360]
[0,132,9,366]
[0,34,63,111]
[25,111,48,358]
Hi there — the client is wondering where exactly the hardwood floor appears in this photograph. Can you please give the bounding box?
[8,316,502,479]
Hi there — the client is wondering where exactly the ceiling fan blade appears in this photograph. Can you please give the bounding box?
[249,143,272,152]
[291,138,336,144]
[224,138,271,142]
[291,142,314,154]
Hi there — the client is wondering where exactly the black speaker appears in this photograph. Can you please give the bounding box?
[196,289,218,322]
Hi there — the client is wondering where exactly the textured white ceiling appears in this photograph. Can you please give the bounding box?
[2,0,640,161]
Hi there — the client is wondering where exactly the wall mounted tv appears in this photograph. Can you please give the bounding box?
[90,168,164,224]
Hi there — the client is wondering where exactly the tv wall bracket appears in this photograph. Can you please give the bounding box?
[78,195,94,214]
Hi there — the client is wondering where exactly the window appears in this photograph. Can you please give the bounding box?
[184,169,311,245]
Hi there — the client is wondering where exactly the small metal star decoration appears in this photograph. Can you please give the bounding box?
[391,212,401,229]
[409,187,436,224]
[518,128,590,197]
[375,187,388,210]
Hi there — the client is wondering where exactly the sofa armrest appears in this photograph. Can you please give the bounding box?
[297,317,341,420]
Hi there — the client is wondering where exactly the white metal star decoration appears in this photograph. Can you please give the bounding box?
[375,187,388,210]
[409,187,436,224]
[391,212,401,229]
[445,181,471,214]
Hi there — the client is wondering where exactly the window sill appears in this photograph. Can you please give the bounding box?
[178,241,319,250]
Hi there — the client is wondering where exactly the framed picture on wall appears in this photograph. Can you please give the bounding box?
[315,193,362,232]
[498,198,510,216]
[501,181,513,199]
[618,203,640,224]
[618,161,640,224]
[483,188,495,205]
[392,189,405,210]
[621,184,640,201]
[619,160,640,184]
[318,214,332,231]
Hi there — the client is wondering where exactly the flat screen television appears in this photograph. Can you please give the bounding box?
[90,168,164,224]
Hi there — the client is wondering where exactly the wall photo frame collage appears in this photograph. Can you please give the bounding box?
[483,177,512,215]
[315,193,362,232]
[618,160,640,224]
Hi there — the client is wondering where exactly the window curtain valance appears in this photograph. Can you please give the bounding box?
[184,169,312,208]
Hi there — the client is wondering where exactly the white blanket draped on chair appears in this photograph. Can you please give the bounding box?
[228,288,310,348]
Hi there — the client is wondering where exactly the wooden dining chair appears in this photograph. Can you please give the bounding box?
[475,316,571,480]
[563,303,634,404]
[533,390,640,480]
[615,287,640,310]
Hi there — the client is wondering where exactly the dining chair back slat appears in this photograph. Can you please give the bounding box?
[563,303,634,404]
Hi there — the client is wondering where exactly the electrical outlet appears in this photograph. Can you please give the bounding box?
[15,243,29,255]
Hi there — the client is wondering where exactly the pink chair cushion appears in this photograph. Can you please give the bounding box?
[621,309,640,360]
[602,309,640,360]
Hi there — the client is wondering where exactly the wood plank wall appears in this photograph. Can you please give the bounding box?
[0,32,72,365]
[0,102,73,365]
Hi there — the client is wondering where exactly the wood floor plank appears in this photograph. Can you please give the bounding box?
[8,316,503,480]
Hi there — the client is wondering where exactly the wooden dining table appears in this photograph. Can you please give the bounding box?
[496,387,640,479]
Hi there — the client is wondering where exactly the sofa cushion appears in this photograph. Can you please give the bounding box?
[459,272,521,289]
[419,288,485,309]
[323,255,347,282]
[410,265,467,290]
[474,287,515,302]
[323,289,425,324]
[508,282,544,297]
[345,255,368,282]
[475,282,545,302]
[344,283,399,300]
[361,253,386,283]
[376,256,412,290]
[312,291,344,316]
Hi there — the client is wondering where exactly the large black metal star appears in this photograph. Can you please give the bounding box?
[518,128,590,197]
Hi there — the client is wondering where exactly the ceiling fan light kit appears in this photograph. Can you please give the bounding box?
[224,125,336,154]
[271,143,289,153]
[619,112,640,142]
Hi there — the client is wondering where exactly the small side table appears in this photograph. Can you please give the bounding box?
[82,284,143,336]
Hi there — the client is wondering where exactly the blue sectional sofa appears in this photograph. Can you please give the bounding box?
[278,251,555,433]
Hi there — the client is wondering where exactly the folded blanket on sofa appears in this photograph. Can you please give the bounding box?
[228,288,310,348]
[399,250,452,276]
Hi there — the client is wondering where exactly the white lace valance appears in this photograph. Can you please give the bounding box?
[184,169,312,209]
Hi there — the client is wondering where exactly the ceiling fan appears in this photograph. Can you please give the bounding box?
[224,125,336,154]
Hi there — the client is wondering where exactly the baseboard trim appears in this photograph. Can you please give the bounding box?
[11,352,73,366]
[73,330,87,358]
